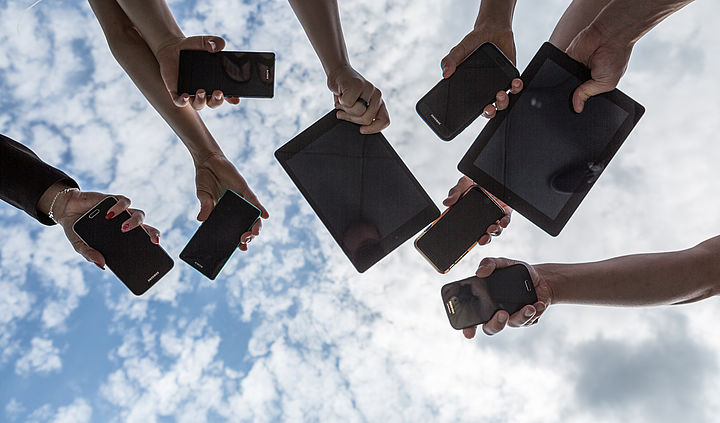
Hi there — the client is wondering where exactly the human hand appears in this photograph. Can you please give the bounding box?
[194,153,269,250]
[154,35,241,109]
[442,176,512,246]
[565,24,634,113]
[327,64,389,134]
[52,191,160,270]
[462,257,554,339]
[440,25,523,119]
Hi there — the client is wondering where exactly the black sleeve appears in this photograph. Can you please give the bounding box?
[0,133,80,225]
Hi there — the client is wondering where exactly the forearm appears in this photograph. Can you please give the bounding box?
[589,0,695,45]
[90,0,222,162]
[114,0,184,55]
[475,0,517,30]
[288,0,349,76]
[549,0,612,50]
[538,236,720,307]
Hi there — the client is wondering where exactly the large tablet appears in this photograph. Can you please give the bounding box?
[458,42,645,236]
[275,110,440,272]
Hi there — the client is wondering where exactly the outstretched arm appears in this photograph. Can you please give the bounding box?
[89,0,268,248]
[288,0,389,134]
[464,235,720,338]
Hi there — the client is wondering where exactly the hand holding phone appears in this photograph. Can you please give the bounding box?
[72,197,174,295]
[180,190,261,280]
[178,50,275,99]
[416,185,505,273]
[417,42,519,140]
[441,264,538,331]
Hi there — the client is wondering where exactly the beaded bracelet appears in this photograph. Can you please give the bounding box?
[48,187,79,224]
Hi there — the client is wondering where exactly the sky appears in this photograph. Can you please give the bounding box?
[1,0,719,422]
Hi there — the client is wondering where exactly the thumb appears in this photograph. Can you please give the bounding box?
[183,35,226,53]
[476,257,520,278]
[197,191,215,221]
[572,79,612,113]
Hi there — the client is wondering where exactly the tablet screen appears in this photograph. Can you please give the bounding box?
[277,111,439,272]
[459,42,644,236]
[473,58,629,220]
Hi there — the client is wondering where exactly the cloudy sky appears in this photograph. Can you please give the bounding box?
[1,0,719,422]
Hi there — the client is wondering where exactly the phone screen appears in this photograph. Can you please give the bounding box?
[441,264,537,330]
[72,197,174,296]
[415,187,505,273]
[177,50,275,98]
[180,190,261,280]
[416,43,519,140]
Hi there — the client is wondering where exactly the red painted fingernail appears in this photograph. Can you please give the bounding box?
[106,212,115,220]
[121,224,129,232]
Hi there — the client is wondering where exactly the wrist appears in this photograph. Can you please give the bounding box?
[326,61,353,80]
[476,0,516,30]
[534,263,566,305]
[38,183,79,223]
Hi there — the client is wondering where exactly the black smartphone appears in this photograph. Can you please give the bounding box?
[415,186,505,273]
[180,190,261,280]
[416,42,519,141]
[440,264,538,330]
[72,197,174,296]
[177,50,275,98]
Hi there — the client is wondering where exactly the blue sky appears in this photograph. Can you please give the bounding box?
[2,0,720,422]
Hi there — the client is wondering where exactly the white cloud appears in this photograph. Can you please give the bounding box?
[50,398,92,423]
[15,337,62,375]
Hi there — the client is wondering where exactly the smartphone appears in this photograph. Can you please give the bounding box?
[415,186,505,273]
[416,42,519,141]
[180,190,261,280]
[72,197,174,296]
[440,264,538,330]
[177,50,275,98]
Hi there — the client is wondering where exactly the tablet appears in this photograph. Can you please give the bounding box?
[275,110,440,272]
[458,42,645,236]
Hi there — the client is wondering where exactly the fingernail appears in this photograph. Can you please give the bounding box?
[246,236,253,244]
[105,212,115,220]
[536,303,546,313]
[208,39,216,51]
[214,94,222,100]
[197,91,205,98]
[182,95,190,102]
[121,224,129,232]
[524,307,534,318]
[95,262,105,270]
[513,80,521,88]
[498,313,507,324]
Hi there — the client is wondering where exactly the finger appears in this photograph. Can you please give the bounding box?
[105,195,131,220]
[482,104,497,119]
[207,91,225,108]
[507,305,536,327]
[359,102,390,134]
[336,99,369,117]
[120,208,145,233]
[463,326,477,339]
[481,310,509,336]
[509,78,523,94]
[175,93,191,107]
[475,256,520,278]
[495,90,509,111]
[142,224,161,245]
[197,190,215,221]
[250,218,262,236]
[182,35,225,53]
[499,209,512,228]
[71,239,106,269]
[337,82,364,109]
[478,233,491,246]
[192,90,207,110]
[486,223,501,236]
[353,89,383,126]
[572,79,613,113]
[225,96,241,105]
[533,301,548,320]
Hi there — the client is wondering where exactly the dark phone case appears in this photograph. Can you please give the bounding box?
[177,50,275,98]
[180,190,261,280]
[416,43,519,141]
[415,186,505,273]
[440,264,537,330]
[72,197,174,296]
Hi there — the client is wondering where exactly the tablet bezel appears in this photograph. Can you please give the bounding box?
[458,42,645,236]
[275,110,440,272]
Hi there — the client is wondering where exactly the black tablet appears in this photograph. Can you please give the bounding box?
[458,42,645,236]
[275,110,440,272]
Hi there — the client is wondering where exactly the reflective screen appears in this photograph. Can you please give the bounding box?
[473,59,629,219]
[283,120,435,271]
[178,50,275,98]
[416,188,505,272]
